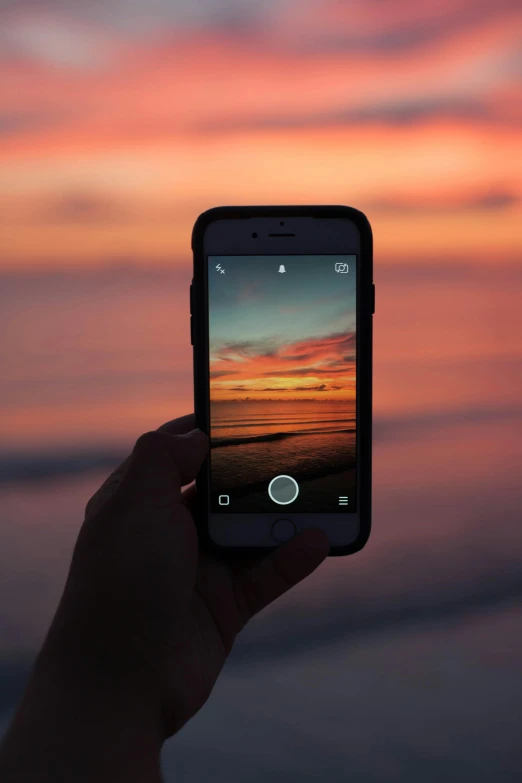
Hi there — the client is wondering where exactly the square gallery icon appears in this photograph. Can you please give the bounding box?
[218,495,230,506]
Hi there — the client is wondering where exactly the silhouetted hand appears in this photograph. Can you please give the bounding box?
[0,414,329,782]
[61,414,331,727]
[57,412,328,740]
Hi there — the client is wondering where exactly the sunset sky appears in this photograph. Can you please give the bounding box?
[1,0,521,269]
[208,255,355,400]
[1,0,522,448]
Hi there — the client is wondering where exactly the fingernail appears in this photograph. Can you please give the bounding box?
[181,428,208,446]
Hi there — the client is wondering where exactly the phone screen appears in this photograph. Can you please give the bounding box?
[207,255,357,514]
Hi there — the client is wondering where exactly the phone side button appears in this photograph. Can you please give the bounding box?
[190,315,194,345]
[190,282,194,315]
[372,283,375,314]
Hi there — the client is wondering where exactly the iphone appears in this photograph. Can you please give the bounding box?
[191,206,373,555]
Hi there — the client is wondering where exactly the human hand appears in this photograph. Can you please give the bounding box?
[49,414,330,741]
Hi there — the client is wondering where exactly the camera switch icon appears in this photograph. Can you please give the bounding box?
[334,262,349,273]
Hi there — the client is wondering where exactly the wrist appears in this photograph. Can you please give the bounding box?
[1,614,164,783]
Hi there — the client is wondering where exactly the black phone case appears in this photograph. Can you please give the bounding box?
[191,205,372,557]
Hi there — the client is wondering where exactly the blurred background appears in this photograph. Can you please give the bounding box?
[1,1,522,780]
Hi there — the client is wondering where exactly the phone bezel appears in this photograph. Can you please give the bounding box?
[192,205,372,557]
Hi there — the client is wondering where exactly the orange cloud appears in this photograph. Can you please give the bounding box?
[0,3,520,268]
[210,331,355,400]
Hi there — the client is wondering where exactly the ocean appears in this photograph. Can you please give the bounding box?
[211,399,356,511]
[1,263,522,780]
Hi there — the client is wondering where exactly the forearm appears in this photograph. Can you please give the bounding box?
[0,628,164,783]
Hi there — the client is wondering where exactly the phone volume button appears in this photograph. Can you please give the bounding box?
[372,283,375,314]
[190,315,194,345]
[190,282,194,315]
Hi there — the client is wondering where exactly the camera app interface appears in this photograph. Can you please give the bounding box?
[208,255,357,513]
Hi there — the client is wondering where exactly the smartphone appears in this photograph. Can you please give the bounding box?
[191,206,373,556]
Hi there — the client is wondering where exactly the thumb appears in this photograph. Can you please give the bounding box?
[117,429,208,509]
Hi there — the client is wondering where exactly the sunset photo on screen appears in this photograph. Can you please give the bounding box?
[208,255,357,512]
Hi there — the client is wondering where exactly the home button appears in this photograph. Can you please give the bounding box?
[271,518,297,544]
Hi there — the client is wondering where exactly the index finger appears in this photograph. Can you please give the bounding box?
[86,413,197,519]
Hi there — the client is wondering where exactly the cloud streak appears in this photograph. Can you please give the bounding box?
[0,1,520,268]
[210,331,355,399]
